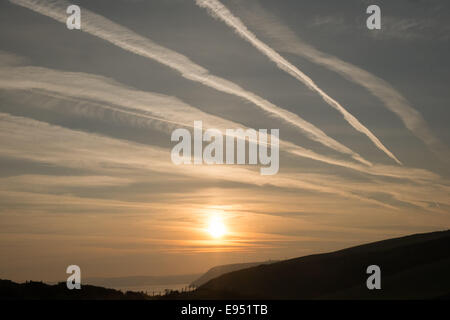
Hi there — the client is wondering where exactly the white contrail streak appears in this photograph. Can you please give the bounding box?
[228,0,449,163]
[0,112,400,209]
[0,64,438,182]
[3,109,443,211]
[1,113,446,211]
[195,0,402,165]
[9,0,372,166]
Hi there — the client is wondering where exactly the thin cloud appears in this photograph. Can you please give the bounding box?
[195,0,401,165]
[0,63,438,181]
[0,93,445,211]
[230,0,449,163]
[9,0,373,166]
[0,112,397,209]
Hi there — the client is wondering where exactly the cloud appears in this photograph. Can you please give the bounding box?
[2,109,448,212]
[0,63,438,182]
[195,0,401,165]
[9,0,375,166]
[0,175,133,189]
[0,111,409,209]
[230,0,449,162]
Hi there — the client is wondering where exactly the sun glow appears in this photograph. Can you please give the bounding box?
[207,216,227,239]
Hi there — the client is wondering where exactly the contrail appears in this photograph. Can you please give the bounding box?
[0,64,368,176]
[0,64,438,182]
[195,0,402,165]
[0,63,442,207]
[9,0,372,166]
[0,112,412,210]
[1,113,445,211]
[228,0,449,163]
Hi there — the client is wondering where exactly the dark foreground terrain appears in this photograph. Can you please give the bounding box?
[191,260,277,288]
[2,230,449,299]
[178,230,450,299]
[0,280,151,300]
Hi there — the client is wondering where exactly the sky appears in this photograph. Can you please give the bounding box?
[0,0,449,282]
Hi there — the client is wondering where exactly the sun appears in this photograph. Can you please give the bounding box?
[207,216,227,239]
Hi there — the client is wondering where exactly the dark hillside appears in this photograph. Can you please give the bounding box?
[185,230,450,299]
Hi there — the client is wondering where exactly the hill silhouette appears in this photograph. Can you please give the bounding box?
[0,280,152,300]
[191,260,277,288]
[179,230,450,299]
[2,230,449,299]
